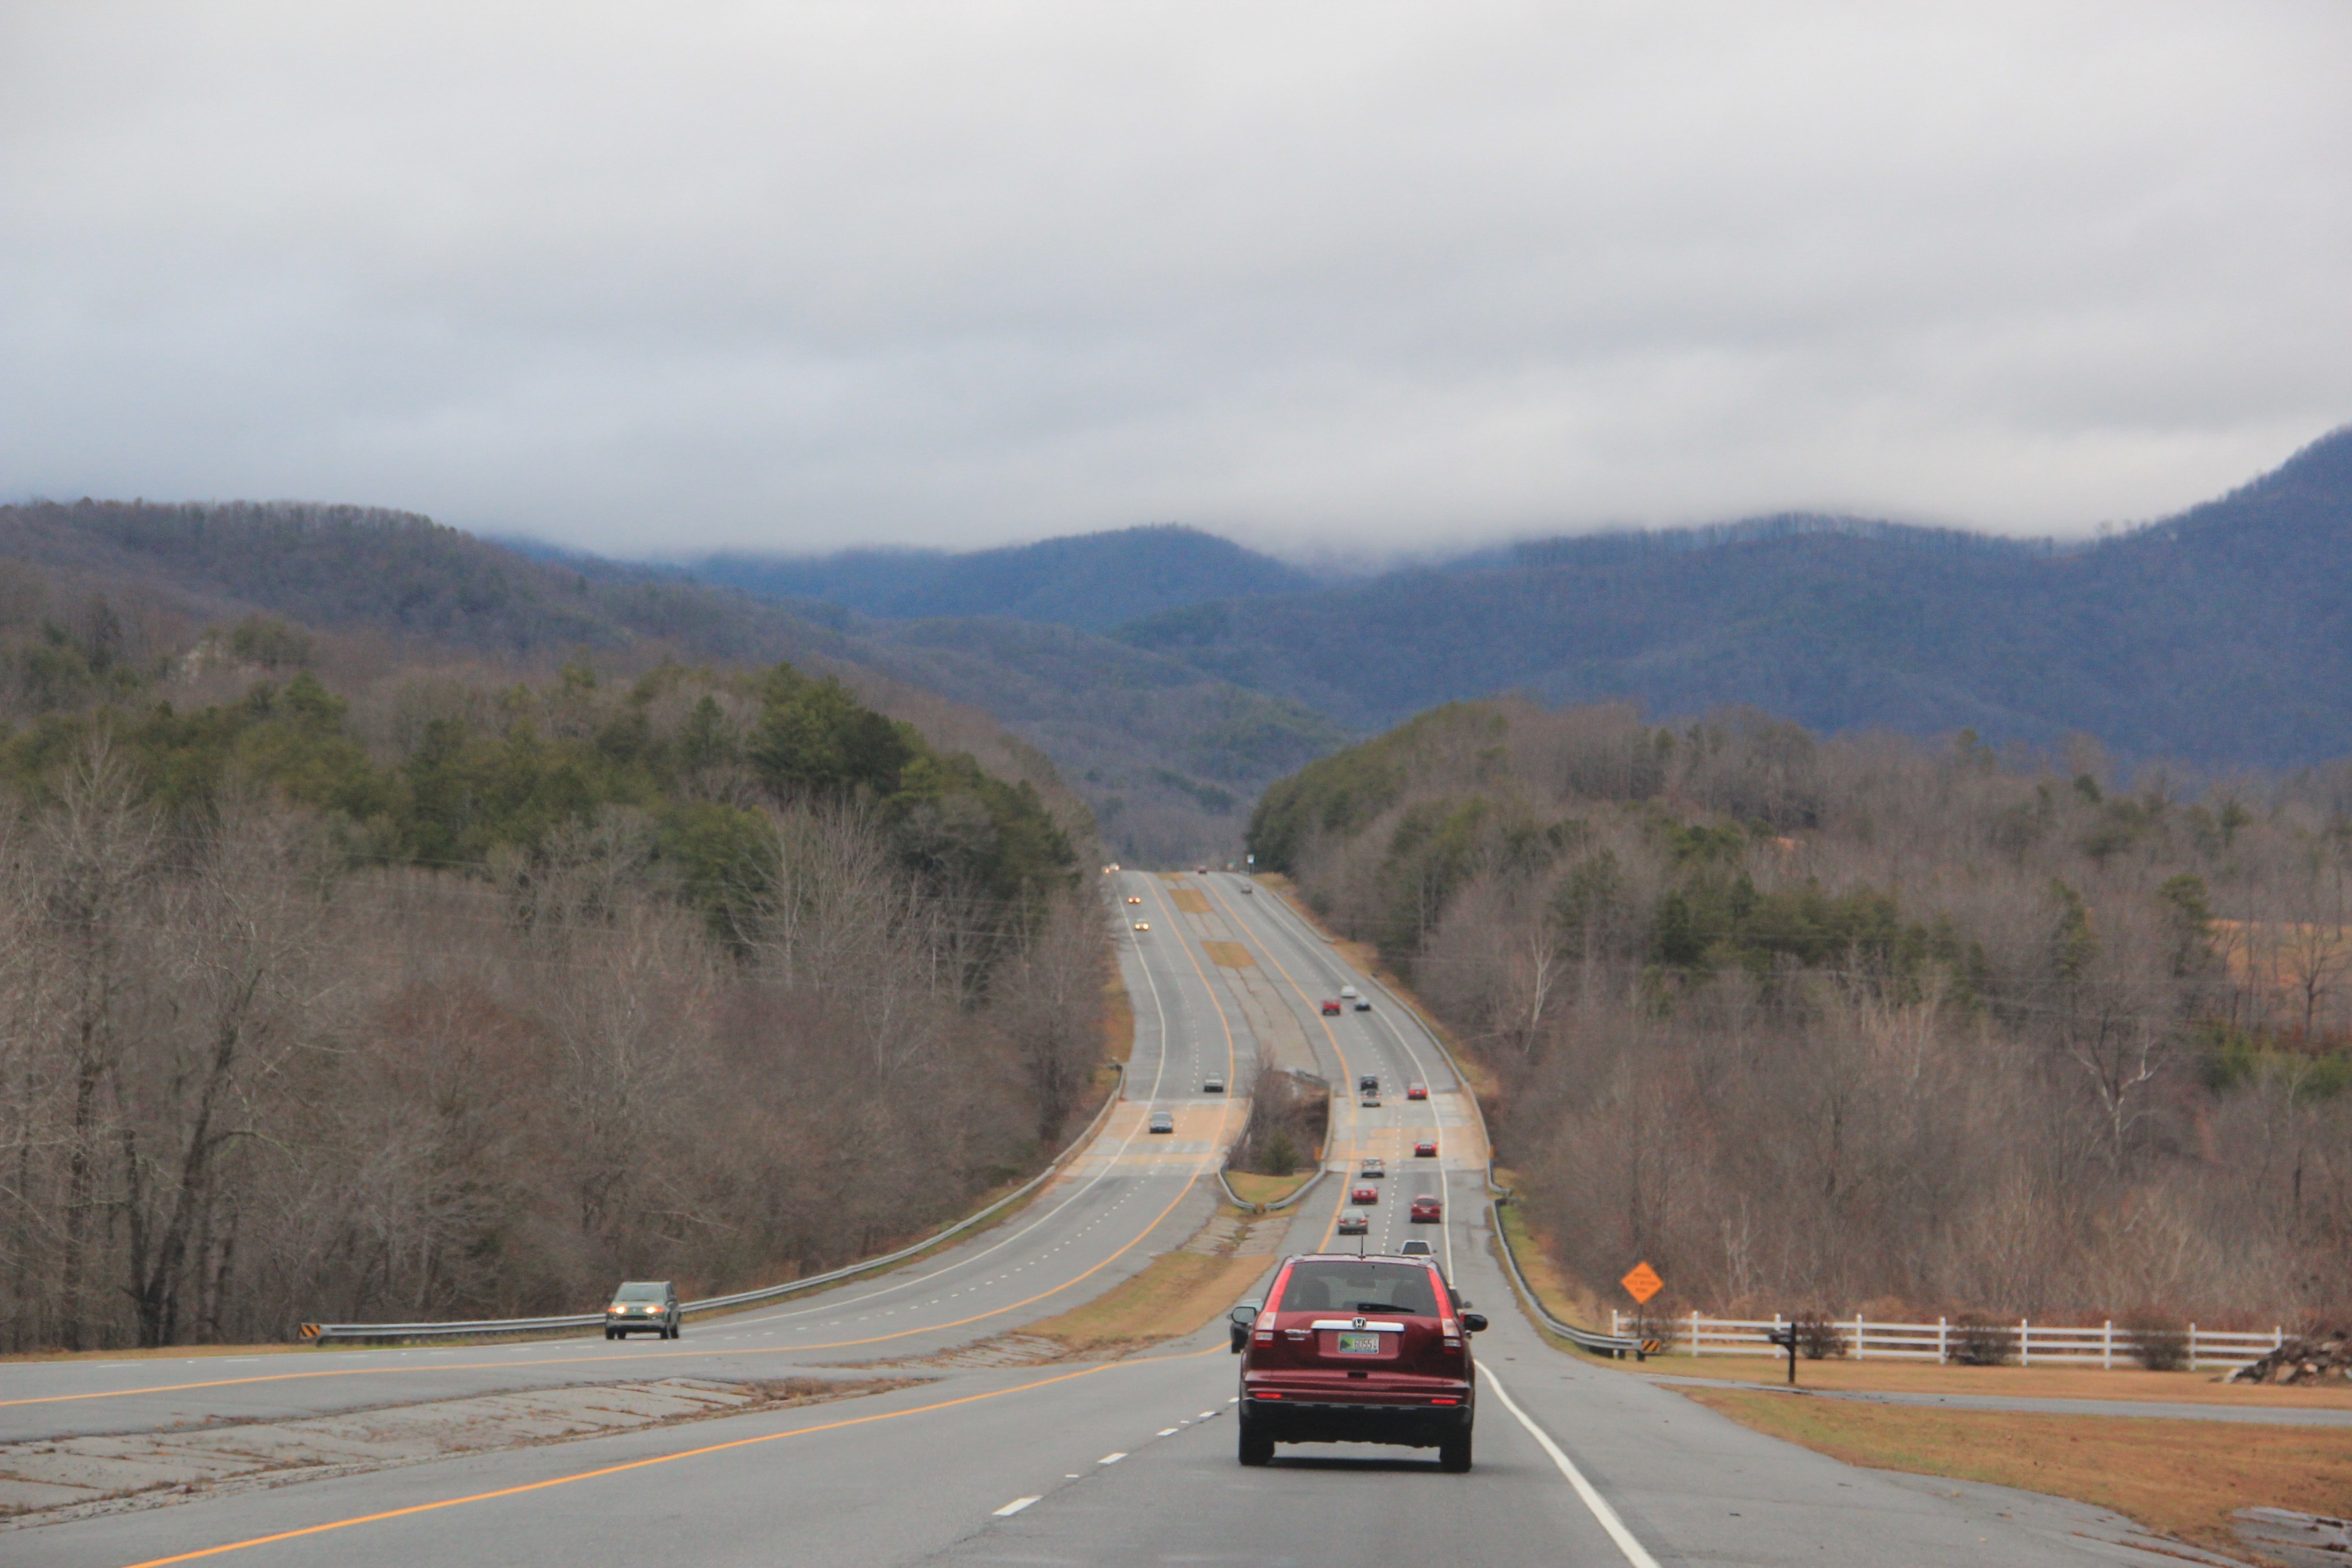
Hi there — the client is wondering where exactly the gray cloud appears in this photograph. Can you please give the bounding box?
[4,1,2348,557]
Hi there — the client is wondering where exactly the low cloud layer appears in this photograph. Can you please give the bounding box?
[5,1,2347,557]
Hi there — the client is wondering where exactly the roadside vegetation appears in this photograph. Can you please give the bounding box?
[1680,1386,2352,1559]
[0,631,1111,1352]
[1251,698,2352,1327]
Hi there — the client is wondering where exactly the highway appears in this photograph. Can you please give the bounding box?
[1,872,2203,1567]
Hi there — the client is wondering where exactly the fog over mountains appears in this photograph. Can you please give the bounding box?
[706,425,2352,774]
[9,425,2349,863]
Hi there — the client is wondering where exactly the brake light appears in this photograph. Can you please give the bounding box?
[1431,1397,1460,1405]
[1258,1391,1283,1399]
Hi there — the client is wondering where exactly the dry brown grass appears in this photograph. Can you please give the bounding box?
[1681,1384,2352,1557]
[1224,1170,1314,1205]
[1100,966,1134,1065]
[1494,1196,1617,1333]
[1171,889,1212,914]
[1640,1353,2352,1409]
[1203,941,1255,967]
[1022,1250,1271,1354]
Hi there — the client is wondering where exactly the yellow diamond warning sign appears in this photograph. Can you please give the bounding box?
[1619,1261,1663,1305]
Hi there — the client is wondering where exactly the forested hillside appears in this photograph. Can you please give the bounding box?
[1137,427,2352,768]
[0,549,1108,1349]
[0,500,1321,864]
[1253,700,2352,1324]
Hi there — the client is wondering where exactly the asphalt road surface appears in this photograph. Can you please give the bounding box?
[3,872,2210,1567]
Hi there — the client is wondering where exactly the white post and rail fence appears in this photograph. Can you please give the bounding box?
[1611,1309,2286,1371]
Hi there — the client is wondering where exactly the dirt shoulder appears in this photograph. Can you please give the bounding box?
[1680,1383,2352,1561]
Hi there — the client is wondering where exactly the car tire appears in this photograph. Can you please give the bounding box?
[604,1329,615,1340]
[1237,1419,1274,1467]
[1439,1428,1473,1473]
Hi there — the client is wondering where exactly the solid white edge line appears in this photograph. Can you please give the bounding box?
[1479,1364,1662,1568]
[992,1497,1040,1517]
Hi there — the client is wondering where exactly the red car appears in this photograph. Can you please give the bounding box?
[1320,998,1343,1015]
[1414,1140,1438,1158]
[1410,1194,1443,1223]
[1406,1083,1428,1100]
[1350,1186,1379,1205]
[1228,1252,1486,1470]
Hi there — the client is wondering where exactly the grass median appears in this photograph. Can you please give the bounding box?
[1680,1384,2352,1558]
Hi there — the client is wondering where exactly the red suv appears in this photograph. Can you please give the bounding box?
[1228,1253,1486,1471]
[1320,998,1343,1015]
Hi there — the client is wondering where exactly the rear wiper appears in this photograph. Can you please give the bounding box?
[1352,1302,1406,1313]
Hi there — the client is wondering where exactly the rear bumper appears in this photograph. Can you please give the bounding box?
[1241,1393,1471,1448]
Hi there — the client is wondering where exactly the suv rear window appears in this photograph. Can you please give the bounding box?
[1277,1260,1440,1316]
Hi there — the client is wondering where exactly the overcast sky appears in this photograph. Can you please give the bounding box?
[4,2,2348,560]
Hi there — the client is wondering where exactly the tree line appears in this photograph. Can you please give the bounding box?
[1252,700,2352,1326]
[0,644,1108,1350]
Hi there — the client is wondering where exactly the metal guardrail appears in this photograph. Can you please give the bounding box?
[1489,1201,1642,1358]
[302,1063,1127,1343]
[1218,1163,1331,1215]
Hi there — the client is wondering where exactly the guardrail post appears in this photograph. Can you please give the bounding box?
[2103,1320,2112,1370]
[1855,1310,1865,1360]
[1690,1309,1700,1355]
[2189,1323,2198,1372]
[1937,1316,1947,1362]
[1613,1308,1622,1338]
[2021,1318,2031,1367]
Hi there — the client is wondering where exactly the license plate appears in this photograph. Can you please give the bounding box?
[1336,1332,1384,1354]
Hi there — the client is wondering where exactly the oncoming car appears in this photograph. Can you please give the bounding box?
[1132,920,1151,932]
[1229,1254,1486,1470]
[605,1280,680,1339]
[1126,895,1142,904]
[1354,996,1372,1011]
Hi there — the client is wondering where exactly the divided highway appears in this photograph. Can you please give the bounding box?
[3,873,2200,1567]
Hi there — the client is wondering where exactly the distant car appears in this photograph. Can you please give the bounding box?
[1357,1074,1380,1094]
[1127,896,1142,904]
[1398,1238,1435,1256]
[1410,1194,1442,1222]
[1340,985,1358,1000]
[606,1280,680,1340]
[1203,1075,1226,1093]
[1133,921,1151,931]
[1407,1083,1428,1100]
[1354,997,1372,1011]
[1350,1185,1379,1205]
[1241,884,1254,895]
[1414,1140,1438,1158]
[1148,1110,1175,1134]
[1359,1157,1385,1177]
[1336,1211,1369,1235]
[1196,866,1208,874]
[1360,1091,1380,1107]
[1320,998,1343,1015]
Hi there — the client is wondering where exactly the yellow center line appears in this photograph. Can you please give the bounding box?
[114,1362,1130,1568]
